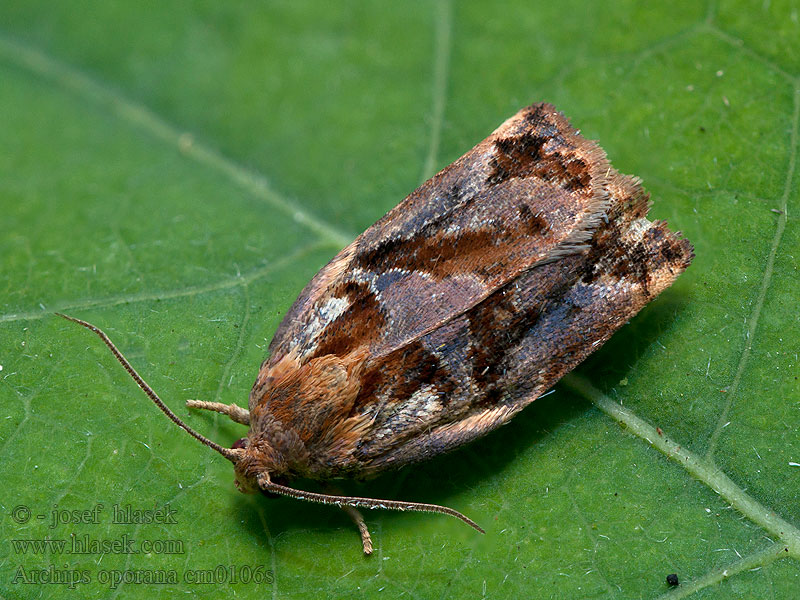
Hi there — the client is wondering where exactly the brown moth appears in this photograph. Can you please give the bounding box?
[59,102,693,554]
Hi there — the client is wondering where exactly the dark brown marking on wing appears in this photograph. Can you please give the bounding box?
[355,225,495,279]
[466,259,583,407]
[311,281,386,358]
[609,240,651,292]
[488,131,592,192]
[467,288,526,392]
[518,204,550,235]
[354,193,557,286]
[356,340,456,415]
[562,157,592,191]
[488,134,549,185]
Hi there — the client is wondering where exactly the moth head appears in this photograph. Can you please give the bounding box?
[228,436,289,497]
[230,437,257,494]
[230,437,266,495]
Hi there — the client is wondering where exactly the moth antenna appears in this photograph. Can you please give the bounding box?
[257,475,485,534]
[56,313,237,462]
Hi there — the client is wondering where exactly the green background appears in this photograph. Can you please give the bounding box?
[1,1,798,598]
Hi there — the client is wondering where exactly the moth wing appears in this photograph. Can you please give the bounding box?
[320,172,692,475]
[267,103,612,367]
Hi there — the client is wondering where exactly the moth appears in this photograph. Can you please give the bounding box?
[60,102,693,554]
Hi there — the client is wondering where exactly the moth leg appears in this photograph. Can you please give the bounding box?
[322,483,373,555]
[185,400,250,425]
[341,505,373,555]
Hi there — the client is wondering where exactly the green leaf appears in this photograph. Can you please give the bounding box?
[1,1,798,598]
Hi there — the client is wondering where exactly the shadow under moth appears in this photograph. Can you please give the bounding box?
[60,102,693,554]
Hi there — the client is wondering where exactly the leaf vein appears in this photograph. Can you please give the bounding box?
[0,31,353,248]
[705,85,799,460]
[563,373,800,560]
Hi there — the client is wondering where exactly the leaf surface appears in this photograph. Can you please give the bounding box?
[1,2,798,598]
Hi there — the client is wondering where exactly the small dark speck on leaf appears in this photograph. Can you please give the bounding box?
[666,573,679,586]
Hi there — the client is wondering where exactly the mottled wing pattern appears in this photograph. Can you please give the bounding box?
[267,104,610,367]
[333,174,693,476]
[260,103,693,478]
